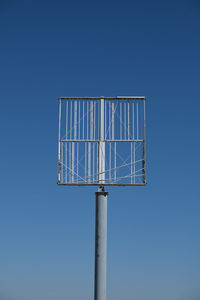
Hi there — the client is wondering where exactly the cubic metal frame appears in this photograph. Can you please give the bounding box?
[57,96,146,186]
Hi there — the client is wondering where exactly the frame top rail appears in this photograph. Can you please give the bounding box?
[59,96,146,100]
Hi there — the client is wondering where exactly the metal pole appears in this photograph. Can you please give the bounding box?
[94,186,108,300]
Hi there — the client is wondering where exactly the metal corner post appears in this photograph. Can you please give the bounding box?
[94,186,108,300]
[58,98,62,184]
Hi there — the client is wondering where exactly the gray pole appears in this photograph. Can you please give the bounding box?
[94,186,108,300]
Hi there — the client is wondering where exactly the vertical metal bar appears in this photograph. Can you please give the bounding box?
[131,142,133,184]
[97,142,98,183]
[65,141,67,183]
[87,101,89,140]
[108,101,111,182]
[141,101,143,140]
[132,101,134,139]
[109,101,116,181]
[88,142,91,183]
[65,101,68,184]
[143,100,146,142]
[98,98,105,184]
[112,101,115,182]
[137,102,139,140]
[58,99,61,183]
[85,100,89,182]
[72,101,77,183]
[120,101,122,140]
[75,101,78,182]
[88,101,93,183]
[94,186,108,300]
[71,101,75,183]
[124,101,126,139]
[97,100,99,139]
[93,101,95,182]
[105,100,107,139]
[109,143,111,182]
[112,101,114,140]
[74,100,77,140]
[61,142,63,183]
[77,143,79,183]
[91,101,94,140]
[66,101,68,139]
[72,144,74,182]
[83,101,84,139]
[127,101,130,140]
[109,101,111,139]
[114,142,116,182]
[85,143,87,183]
[70,100,72,140]
[94,101,96,140]
[79,100,80,139]
[134,142,136,184]
[93,142,95,183]
[69,142,71,182]
[143,100,146,184]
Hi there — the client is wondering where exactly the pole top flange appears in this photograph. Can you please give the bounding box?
[95,185,108,196]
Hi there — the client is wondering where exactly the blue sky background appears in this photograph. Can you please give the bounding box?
[0,0,200,299]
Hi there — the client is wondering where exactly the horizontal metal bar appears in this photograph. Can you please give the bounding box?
[60,97,101,100]
[116,96,146,99]
[59,97,146,101]
[60,139,144,142]
[57,182,146,186]
[60,139,98,143]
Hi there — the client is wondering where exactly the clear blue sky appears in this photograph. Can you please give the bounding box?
[0,0,200,299]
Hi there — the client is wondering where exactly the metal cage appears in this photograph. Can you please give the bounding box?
[57,97,146,186]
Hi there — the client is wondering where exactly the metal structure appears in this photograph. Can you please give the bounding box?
[57,96,146,300]
[58,97,146,186]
